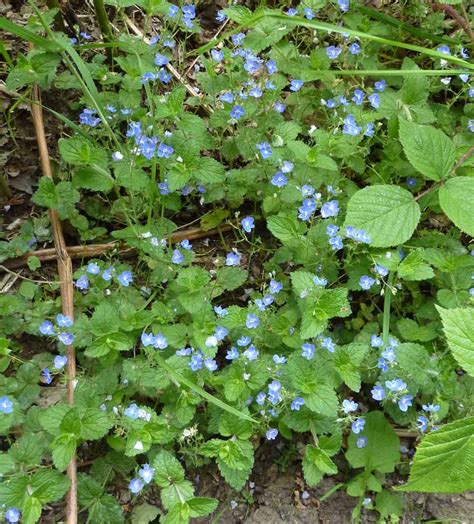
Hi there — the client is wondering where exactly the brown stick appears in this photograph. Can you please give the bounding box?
[3,223,234,270]
[31,85,78,524]
[430,2,474,42]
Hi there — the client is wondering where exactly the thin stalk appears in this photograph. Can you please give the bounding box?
[382,272,395,346]
[93,0,113,61]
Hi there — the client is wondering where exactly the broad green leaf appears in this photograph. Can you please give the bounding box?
[59,137,107,166]
[400,57,428,106]
[188,497,218,518]
[52,433,76,471]
[303,385,339,417]
[398,251,434,281]
[153,450,185,488]
[399,120,456,180]
[346,411,399,473]
[72,166,114,193]
[437,306,474,376]
[131,504,160,524]
[439,177,474,236]
[344,185,420,247]
[32,178,80,220]
[267,213,306,243]
[400,416,474,493]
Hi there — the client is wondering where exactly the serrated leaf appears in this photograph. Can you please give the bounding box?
[153,450,185,488]
[344,185,420,247]
[437,306,474,376]
[188,497,218,518]
[400,416,474,493]
[399,119,455,180]
[52,433,76,471]
[303,385,338,417]
[398,251,434,281]
[439,177,474,236]
[32,178,80,220]
[72,166,114,193]
[267,214,306,243]
[59,137,107,166]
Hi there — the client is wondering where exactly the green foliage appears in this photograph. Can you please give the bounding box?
[1,1,474,522]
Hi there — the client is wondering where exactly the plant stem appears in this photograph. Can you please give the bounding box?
[382,272,395,346]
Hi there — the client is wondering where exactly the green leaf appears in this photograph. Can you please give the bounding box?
[22,496,42,524]
[400,416,474,493]
[188,497,218,517]
[31,469,71,504]
[398,251,434,281]
[439,177,474,236]
[399,120,456,180]
[131,504,160,524]
[400,57,428,106]
[59,137,107,166]
[153,450,185,488]
[161,480,195,511]
[437,306,474,376]
[72,166,114,193]
[375,490,404,518]
[32,178,80,220]
[80,408,113,440]
[267,213,306,243]
[344,185,420,248]
[346,411,399,473]
[52,433,76,471]
[192,157,225,184]
[303,385,339,417]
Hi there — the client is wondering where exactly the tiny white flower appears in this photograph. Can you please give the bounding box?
[134,441,144,451]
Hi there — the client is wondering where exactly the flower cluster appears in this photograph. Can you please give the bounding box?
[39,314,75,346]
[75,262,133,291]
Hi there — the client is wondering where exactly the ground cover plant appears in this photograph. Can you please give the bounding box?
[0,0,473,522]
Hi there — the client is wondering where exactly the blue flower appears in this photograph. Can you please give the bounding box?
[112,151,123,161]
[266,428,278,440]
[204,358,218,371]
[39,320,55,336]
[326,46,342,60]
[42,368,53,384]
[216,10,227,22]
[237,336,251,347]
[269,280,283,294]
[374,264,388,277]
[138,464,154,484]
[180,239,192,251]
[329,235,343,251]
[102,267,114,281]
[271,172,288,187]
[436,45,451,55]
[359,275,375,290]
[304,8,314,19]
[273,354,287,364]
[342,399,358,413]
[230,105,245,120]
[243,345,259,360]
[5,508,21,523]
[371,385,385,401]
[182,5,196,19]
[246,313,260,329]
[129,478,144,494]
[176,347,192,356]
[57,314,73,328]
[256,142,272,159]
[117,271,133,287]
[398,394,413,412]
[211,49,224,62]
[124,403,140,419]
[220,92,234,104]
[149,35,160,46]
[381,346,397,363]
[301,343,315,360]
[241,216,255,233]
[356,436,368,448]
[58,332,74,345]
[286,8,298,16]
[422,403,440,413]
[157,143,174,158]
[141,72,157,84]
[215,325,228,341]
[342,114,362,136]
[232,33,246,46]
[321,337,336,353]
[349,42,361,55]
[352,89,365,105]
[266,60,278,74]
[154,53,170,67]
[79,108,101,127]
[290,80,304,92]
[141,332,155,347]
[53,355,68,370]
[281,161,294,173]
[377,358,389,373]
[405,177,417,188]
[249,87,262,98]
[172,249,184,265]
[291,397,305,411]
[87,262,101,275]
[385,379,407,392]
[374,80,386,92]
[0,395,14,414]
[321,200,339,218]
[313,275,328,286]
[256,392,266,406]
[345,226,371,243]
[225,347,240,360]
[364,123,375,137]
[417,415,428,432]
[226,252,241,266]
[190,353,204,371]
[153,333,168,350]
[338,0,350,12]
[351,418,365,434]
[274,102,286,113]
[371,335,383,348]
[367,93,380,110]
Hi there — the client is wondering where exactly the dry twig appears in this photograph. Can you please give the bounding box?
[31,84,78,524]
